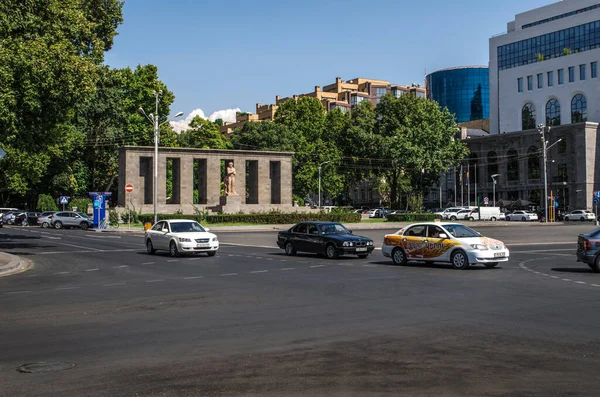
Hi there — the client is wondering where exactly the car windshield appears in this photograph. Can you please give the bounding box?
[170,221,206,233]
[442,224,481,238]
[320,223,351,235]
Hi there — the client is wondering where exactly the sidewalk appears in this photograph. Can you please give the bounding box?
[0,252,30,277]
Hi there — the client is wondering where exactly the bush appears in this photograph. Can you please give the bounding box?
[120,209,139,223]
[37,194,58,211]
[109,210,120,225]
[385,213,437,222]
[137,212,362,225]
[70,198,92,214]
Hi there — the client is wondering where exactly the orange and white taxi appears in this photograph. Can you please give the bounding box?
[382,222,509,269]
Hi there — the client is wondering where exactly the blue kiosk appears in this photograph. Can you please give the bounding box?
[88,192,112,228]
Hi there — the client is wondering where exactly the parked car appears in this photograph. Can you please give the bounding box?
[505,210,538,222]
[37,211,57,228]
[1,210,21,225]
[51,211,94,230]
[145,219,218,257]
[23,212,41,226]
[368,209,386,218]
[465,207,504,221]
[381,222,509,269]
[455,209,474,220]
[277,221,375,259]
[564,209,596,222]
[437,207,473,220]
[576,227,600,272]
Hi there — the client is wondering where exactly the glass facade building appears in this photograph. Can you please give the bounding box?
[426,66,489,123]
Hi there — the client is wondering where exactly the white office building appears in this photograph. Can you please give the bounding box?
[490,0,600,134]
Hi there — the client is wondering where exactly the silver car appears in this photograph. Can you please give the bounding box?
[51,211,93,230]
[37,211,56,228]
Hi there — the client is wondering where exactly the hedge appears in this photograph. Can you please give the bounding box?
[385,213,438,222]
[137,212,362,225]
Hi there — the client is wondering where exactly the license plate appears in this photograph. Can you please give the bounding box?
[196,244,210,248]
[356,247,368,252]
[494,252,505,258]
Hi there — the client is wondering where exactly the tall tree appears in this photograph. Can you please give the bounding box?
[178,116,232,149]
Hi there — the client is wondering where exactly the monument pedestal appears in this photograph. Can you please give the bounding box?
[219,195,242,214]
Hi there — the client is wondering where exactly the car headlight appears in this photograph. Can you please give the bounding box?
[343,241,354,247]
[367,241,373,246]
[470,244,489,250]
[212,237,218,242]
[178,237,192,243]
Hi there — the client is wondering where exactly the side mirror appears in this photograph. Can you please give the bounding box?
[439,233,448,239]
[348,230,353,234]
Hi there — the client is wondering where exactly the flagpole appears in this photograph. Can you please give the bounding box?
[460,164,464,206]
[467,163,470,207]
[474,163,478,205]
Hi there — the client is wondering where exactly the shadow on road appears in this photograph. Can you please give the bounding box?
[367,260,494,271]
[551,267,593,273]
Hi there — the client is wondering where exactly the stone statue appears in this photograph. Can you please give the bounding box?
[224,161,238,196]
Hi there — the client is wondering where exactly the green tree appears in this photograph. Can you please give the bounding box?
[178,117,232,149]
[0,0,124,206]
[37,194,58,212]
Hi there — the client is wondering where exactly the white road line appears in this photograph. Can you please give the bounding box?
[145,279,164,283]
[221,242,275,249]
[188,257,203,260]
[550,276,559,279]
[575,281,587,284]
[562,278,572,281]
[45,236,61,240]
[184,276,204,280]
[245,256,252,258]
[167,260,179,263]
[220,273,238,276]
[591,284,600,287]
[310,265,325,268]
[3,290,31,295]
[38,249,138,255]
[363,264,378,267]
[280,259,287,262]
[56,286,81,291]
[103,282,126,287]
[337,263,354,266]
[115,265,128,268]
[85,268,99,272]
[281,268,295,271]
[141,262,154,265]
[250,270,268,273]
[53,271,69,275]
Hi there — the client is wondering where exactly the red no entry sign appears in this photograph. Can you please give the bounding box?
[125,183,134,193]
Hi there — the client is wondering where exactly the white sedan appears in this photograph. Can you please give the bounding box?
[505,210,538,222]
[564,210,596,222]
[145,219,219,257]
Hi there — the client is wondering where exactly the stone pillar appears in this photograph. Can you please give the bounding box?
[258,158,271,204]
[158,154,167,208]
[233,158,246,201]
[207,157,221,205]
[281,157,292,205]
[180,155,194,207]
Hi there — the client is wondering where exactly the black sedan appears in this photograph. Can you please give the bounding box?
[277,221,375,259]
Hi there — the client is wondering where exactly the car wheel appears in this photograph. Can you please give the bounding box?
[484,262,498,268]
[451,250,469,270]
[521,216,527,221]
[284,242,296,256]
[565,217,569,221]
[391,248,407,266]
[468,216,474,221]
[593,256,600,273]
[54,221,63,229]
[146,240,156,255]
[357,254,368,259]
[506,217,510,221]
[490,217,497,221]
[325,244,339,259]
[580,217,586,222]
[450,216,457,220]
[79,221,89,230]
[7,219,13,225]
[207,251,217,257]
[169,241,179,257]
[42,222,49,228]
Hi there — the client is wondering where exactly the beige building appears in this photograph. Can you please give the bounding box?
[220,77,426,134]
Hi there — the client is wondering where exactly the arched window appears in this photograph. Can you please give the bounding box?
[522,103,536,130]
[487,151,498,177]
[507,149,519,181]
[468,153,479,185]
[527,146,540,179]
[571,94,587,123]
[545,98,561,126]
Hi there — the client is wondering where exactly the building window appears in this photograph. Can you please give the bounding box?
[569,66,575,83]
[558,138,567,154]
[527,146,540,180]
[522,103,536,130]
[527,75,533,91]
[547,71,554,86]
[414,91,425,99]
[487,151,498,177]
[507,149,519,181]
[330,104,348,113]
[497,19,600,71]
[592,62,598,78]
[580,64,586,80]
[537,73,543,88]
[557,164,568,183]
[517,78,523,92]
[351,95,365,106]
[391,88,404,98]
[558,69,564,84]
[571,94,587,122]
[375,87,387,100]
[546,98,561,126]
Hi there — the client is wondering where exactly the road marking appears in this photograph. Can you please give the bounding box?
[281,268,295,271]
[550,276,559,279]
[115,265,128,268]
[3,290,31,295]
[512,249,575,254]
[145,279,164,283]
[184,276,204,280]
[591,284,600,288]
[221,242,275,249]
[103,282,126,287]
[250,270,268,273]
[85,268,99,272]
[45,236,61,240]
[220,273,238,276]
[188,257,203,260]
[575,281,587,284]
[310,265,325,268]
[562,278,572,281]
[56,242,103,251]
[167,259,179,263]
[280,259,287,262]
[56,286,80,291]
[53,271,69,275]
[141,262,154,265]
[363,264,378,267]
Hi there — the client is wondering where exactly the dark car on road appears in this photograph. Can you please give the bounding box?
[277,221,375,259]
[576,227,600,272]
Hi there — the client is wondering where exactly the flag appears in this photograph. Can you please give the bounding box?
[465,170,469,184]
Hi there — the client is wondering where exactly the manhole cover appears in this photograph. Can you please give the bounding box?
[17,361,76,373]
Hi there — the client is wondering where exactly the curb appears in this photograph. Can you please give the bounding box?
[0,252,31,277]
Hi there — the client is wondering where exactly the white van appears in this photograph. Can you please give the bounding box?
[466,207,502,221]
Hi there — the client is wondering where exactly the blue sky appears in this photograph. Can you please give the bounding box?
[104,0,555,122]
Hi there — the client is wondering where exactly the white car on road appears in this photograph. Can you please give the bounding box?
[564,210,596,222]
[145,219,219,257]
[505,210,538,222]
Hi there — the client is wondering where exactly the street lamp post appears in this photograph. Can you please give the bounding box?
[491,174,499,206]
[538,124,549,223]
[138,90,183,224]
[318,161,331,208]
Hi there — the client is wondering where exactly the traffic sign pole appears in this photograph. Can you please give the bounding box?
[125,183,134,230]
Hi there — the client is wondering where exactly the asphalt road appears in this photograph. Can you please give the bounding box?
[1,223,599,397]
